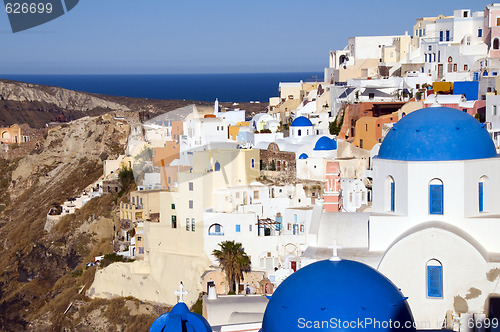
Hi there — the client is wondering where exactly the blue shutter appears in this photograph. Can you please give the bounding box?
[479,182,484,212]
[430,184,443,215]
[390,182,395,212]
[236,225,241,232]
[427,265,443,298]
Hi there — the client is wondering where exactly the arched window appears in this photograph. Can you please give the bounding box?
[385,176,395,212]
[214,162,221,172]
[494,38,500,50]
[479,176,488,212]
[429,179,444,215]
[426,259,443,298]
[209,223,223,235]
[298,129,302,136]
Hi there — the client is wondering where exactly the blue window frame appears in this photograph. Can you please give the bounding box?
[439,30,444,41]
[251,159,255,168]
[390,181,395,212]
[236,224,241,232]
[478,28,483,38]
[215,162,221,171]
[430,184,443,214]
[427,265,443,298]
[446,30,450,41]
[479,182,484,212]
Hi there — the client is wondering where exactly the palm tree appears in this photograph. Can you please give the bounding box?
[212,240,251,294]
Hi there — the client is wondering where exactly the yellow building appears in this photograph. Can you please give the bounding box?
[120,190,162,222]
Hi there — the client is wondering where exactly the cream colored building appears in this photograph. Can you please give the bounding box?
[90,148,260,306]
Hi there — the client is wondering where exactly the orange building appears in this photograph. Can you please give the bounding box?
[228,121,250,141]
[152,142,180,168]
[0,124,22,144]
[171,120,183,142]
[352,112,399,150]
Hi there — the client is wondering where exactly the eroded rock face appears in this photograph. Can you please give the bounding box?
[10,115,129,201]
[0,80,130,112]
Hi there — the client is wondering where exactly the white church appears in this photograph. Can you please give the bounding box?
[306,106,500,328]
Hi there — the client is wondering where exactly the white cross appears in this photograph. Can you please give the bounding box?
[174,282,188,303]
[328,240,343,262]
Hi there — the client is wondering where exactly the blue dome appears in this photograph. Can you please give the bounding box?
[298,153,309,159]
[314,136,337,151]
[379,107,497,161]
[149,302,212,332]
[291,116,313,127]
[262,260,415,332]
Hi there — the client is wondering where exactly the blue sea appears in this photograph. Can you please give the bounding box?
[0,72,324,103]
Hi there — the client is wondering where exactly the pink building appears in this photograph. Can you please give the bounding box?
[423,94,485,117]
[484,4,500,58]
[323,161,341,212]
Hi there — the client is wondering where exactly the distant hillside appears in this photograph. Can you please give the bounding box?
[0,79,269,128]
[0,115,171,330]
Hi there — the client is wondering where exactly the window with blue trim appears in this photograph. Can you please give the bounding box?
[429,180,443,215]
[479,182,484,212]
[427,260,443,298]
[478,28,483,37]
[479,176,488,212]
[439,30,443,41]
[390,181,395,212]
[446,30,450,41]
[251,158,255,168]
[236,224,241,232]
[386,176,395,212]
[214,162,221,171]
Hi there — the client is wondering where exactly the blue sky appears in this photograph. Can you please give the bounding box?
[0,0,494,74]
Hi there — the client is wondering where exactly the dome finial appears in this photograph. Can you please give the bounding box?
[328,240,343,261]
[174,281,188,303]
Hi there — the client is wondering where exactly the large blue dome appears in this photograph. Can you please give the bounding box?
[261,260,415,331]
[378,107,497,161]
[149,302,212,332]
[291,116,313,127]
[314,136,337,151]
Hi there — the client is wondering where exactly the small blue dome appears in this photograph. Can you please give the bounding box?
[262,260,415,332]
[149,302,212,332]
[298,153,309,159]
[314,136,337,151]
[379,107,497,161]
[291,116,313,127]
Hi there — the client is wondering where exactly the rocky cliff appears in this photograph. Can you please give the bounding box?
[0,79,130,113]
[0,115,168,331]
